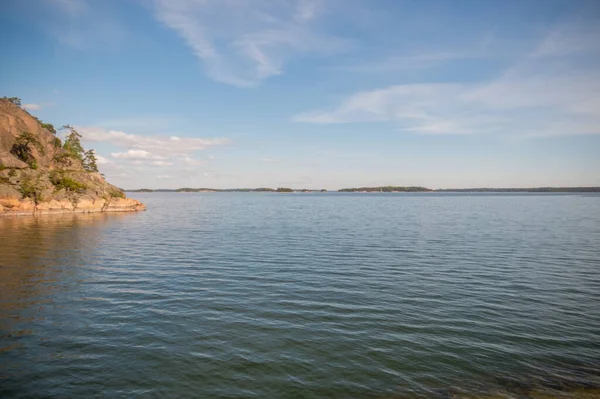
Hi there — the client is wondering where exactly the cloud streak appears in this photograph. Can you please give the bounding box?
[295,23,600,137]
[79,127,231,157]
[154,0,350,87]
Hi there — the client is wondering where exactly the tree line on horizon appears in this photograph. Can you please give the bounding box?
[127,186,600,193]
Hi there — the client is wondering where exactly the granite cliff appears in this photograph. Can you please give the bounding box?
[0,97,145,216]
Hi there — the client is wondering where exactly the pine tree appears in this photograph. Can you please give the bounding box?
[83,149,99,172]
[62,125,85,160]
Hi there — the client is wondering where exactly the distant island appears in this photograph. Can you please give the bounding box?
[127,186,600,193]
[436,187,600,192]
[338,186,431,192]
[129,187,328,193]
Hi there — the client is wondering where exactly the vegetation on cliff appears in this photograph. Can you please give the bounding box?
[0,96,144,215]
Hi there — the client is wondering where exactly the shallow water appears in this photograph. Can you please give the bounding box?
[1,192,600,398]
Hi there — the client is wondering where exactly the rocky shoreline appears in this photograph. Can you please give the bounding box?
[0,97,145,217]
[0,196,145,217]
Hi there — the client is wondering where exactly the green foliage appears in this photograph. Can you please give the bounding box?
[52,137,62,148]
[53,152,76,168]
[276,187,293,192]
[41,123,57,134]
[19,177,44,204]
[109,188,126,199]
[0,162,5,171]
[8,169,17,177]
[83,149,99,172]
[10,132,43,167]
[61,125,85,160]
[50,171,87,193]
[3,96,22,106]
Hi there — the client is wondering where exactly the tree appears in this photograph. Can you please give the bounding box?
[61,125,85,160]
[83,149,99,172]
[10,132,42,167]
[41,123,56,134]
[3,97,22,106]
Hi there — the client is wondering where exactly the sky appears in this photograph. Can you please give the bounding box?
[1,0,599,189]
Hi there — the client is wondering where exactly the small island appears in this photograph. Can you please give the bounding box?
[0,97,145,216]
[338,186,432,192]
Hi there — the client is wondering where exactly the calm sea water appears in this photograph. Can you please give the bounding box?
[1,192,600,398]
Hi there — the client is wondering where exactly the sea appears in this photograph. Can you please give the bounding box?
[1,192,599,398]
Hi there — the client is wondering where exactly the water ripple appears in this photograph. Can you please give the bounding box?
[1,193,600,398]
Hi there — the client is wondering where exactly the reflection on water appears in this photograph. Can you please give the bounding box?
[0,213,137,377]
[1,193,600,398]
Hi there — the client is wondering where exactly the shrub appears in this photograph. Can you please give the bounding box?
[50,172,87,193]
[10,132,43,167]
[3,97,22,106]
[109,188,126,199]
[53,152,76,168]
[8,169,17,177]
[52,137,62,148]
[19,177,44,204]
[41,123,56,134]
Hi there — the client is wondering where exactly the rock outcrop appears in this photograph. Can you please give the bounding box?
[0,98,145,216]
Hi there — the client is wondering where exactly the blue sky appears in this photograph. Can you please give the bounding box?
[1,0,599,189]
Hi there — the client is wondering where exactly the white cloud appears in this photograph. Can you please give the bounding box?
[295,24,600,137]
[79,127,231,157]
[111,149,167,160]
[295,75,600,136]
[96,155,112,165]
[23,103,42,110]
[182,157,207,166]
[152,161,174,167]
[78,127,227,184]
[153,0,350,87]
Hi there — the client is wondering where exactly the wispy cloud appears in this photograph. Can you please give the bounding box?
[23,103,42,110]
[154,0,350,87]
[44,0,131,51]
[296,22,600,137]
[78,127,230,177]
[111,149,168,161]
[79,127,231,157]
[95,154,112,165]
[49,0,89,17]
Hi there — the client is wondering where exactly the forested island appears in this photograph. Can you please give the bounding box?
[128,186,600,193]
[436,187,600,192]
[128,187,326,193]
[339,186,431,192]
